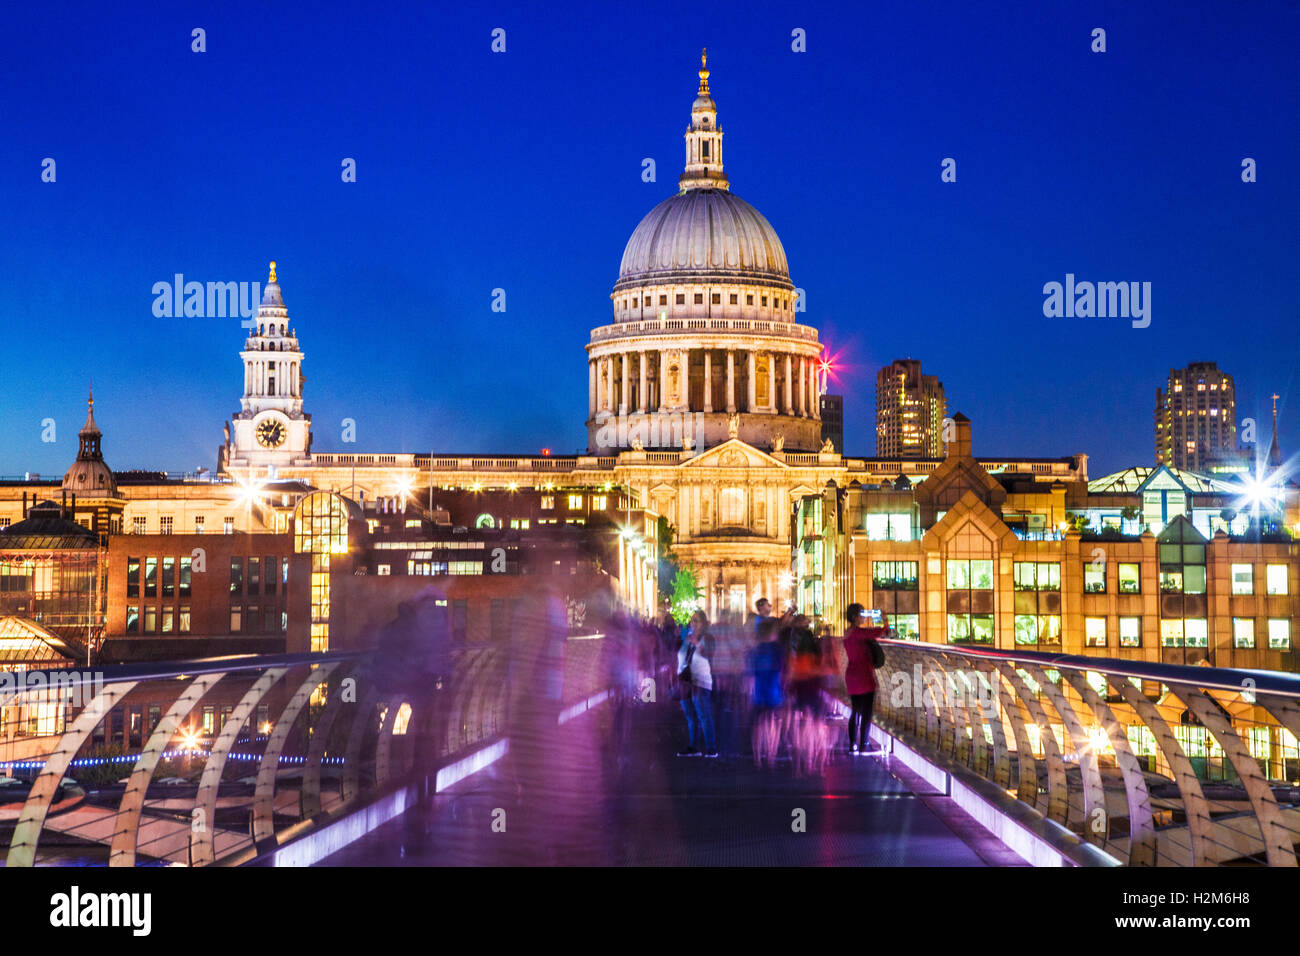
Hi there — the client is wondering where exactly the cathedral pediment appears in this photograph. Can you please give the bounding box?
[682,439,784,470]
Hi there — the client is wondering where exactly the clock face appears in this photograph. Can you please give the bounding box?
[256,418,287,448]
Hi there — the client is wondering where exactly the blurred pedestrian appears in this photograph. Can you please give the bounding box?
[747,617,786,767]
[676,613,717,757]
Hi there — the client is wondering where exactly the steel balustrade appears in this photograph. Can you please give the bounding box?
[1,610,614,866]
[860,639,1300,866]
[0,646,506,866]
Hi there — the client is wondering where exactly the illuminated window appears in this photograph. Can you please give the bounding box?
[1013,562,1059,591]
[1231,564,1254,595]
[865,513,912,541]
[1232,617,1254,648]
[1084,564,1106,593]
[127,557,140,598]
[948,559,994,590]
[126,605,139,634]
[1184,619,1208,647]
[230,607,241,633]
[294,492,352,653]
[1268,619,1290,650]
[475,513,496,529]
[160,516,173,535]
[179,605,190,633]
[133,516,147,534]
[568,494,583,510]
[1266,564,1288,595]
[891,614,920,641]
[1084,617,1107,647]
[1159,543,1205,594]
[1014,614,1061,646]
[1118,563,1140,593]
[377,564,391,576]
[872,561,918,590]
[1119,617,1141,647]
[593,495,608,510]
[948,613,993,644]
[194,515,204,534]
[1160,619,1184,647]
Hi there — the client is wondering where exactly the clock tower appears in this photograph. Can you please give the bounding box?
[222,261,312,472]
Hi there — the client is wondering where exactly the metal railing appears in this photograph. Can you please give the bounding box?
[589,316,821,343]
[1,597,614,866]
[0,646,503,866]
[865,640,1300,866]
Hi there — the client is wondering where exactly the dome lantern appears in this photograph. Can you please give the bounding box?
[680,48,728,192]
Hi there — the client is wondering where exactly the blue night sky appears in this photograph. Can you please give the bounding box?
[1,0,1297,478]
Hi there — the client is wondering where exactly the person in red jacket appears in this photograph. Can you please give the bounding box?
[842,603,884,755]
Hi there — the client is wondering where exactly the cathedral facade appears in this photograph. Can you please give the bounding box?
[213,55,865,619]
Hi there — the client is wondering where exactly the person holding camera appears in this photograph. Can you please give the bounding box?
[843,603,886,755]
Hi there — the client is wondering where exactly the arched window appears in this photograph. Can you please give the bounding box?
[475,513,496,529]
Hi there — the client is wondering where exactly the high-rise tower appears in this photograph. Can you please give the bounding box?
[875,359,946,458]
[1154,362,1237,472]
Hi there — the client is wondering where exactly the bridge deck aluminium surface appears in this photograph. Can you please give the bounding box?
[321,687,1018,867]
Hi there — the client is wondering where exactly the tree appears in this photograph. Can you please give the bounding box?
[668,565,702,625]
[656,516,678,601]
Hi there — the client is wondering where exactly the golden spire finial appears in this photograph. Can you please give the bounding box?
[269,260,277,283]
[698,47,710,95]
[88,383,93,412]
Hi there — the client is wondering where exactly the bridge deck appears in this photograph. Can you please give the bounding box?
[322,690,1018,866]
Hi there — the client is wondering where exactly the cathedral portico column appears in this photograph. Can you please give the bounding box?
[747,351,757,411]
[658,351,668,412]
[759,351,769,411]
[726,351,736,413]
[784,354,793,413]
[797,356,806,416]
[620,352,629,414]
[800,356,811,416]
[638,351,647,412]
[703,351,712,412]
[589,359,597,416]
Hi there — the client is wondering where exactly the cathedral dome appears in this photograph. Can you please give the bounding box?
[616,189,791,288]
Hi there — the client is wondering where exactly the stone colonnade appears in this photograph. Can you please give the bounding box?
[588,348,821,420]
